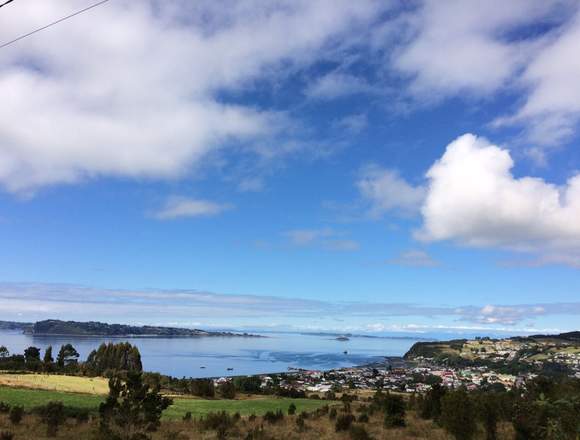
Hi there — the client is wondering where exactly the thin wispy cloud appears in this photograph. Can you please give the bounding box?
[154,197,232,220]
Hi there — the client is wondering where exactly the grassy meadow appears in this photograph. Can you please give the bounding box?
[0,374,332,420]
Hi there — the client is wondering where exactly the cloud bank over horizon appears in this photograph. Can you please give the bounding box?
[0,282,578,334]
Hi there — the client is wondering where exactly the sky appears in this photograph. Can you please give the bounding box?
[0,0,580,335]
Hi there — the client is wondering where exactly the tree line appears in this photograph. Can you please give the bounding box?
[0,342,142,376]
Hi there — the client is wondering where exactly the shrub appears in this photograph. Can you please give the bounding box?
[0,402,10,414]
[383,395,406,428]
[263,409,284,424]
[37,401,66,437]
[0,432,14,440]
[335,413,355,432]
[357,413,369,423]
[182,411,192,422]
[350,425,373,440]
[440,390,477,440]
[329,407,338,419]
[248,413,257,422]
[288,403,297,415]
[8,406,24,425]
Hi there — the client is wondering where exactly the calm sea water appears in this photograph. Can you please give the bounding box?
[0,331,421,378]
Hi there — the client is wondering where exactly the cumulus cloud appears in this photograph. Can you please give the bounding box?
[417,134,580,252]
[0,0,380,194]
[386,249,439,267]
[357,165,425,217]
[154,197,232,220]
[391,1,580,146]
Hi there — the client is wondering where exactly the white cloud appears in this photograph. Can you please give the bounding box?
[305,72,374,100]
[357,165,425,217]
[335,113,368,134]
[154,197,231,220]
[495,10,580,146]
[417,134,580,252]
[391,1,580,147]
[386,249,439,267]
[0,0,380,194]
[284,228,359,251]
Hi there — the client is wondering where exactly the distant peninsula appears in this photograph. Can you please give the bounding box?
[0,319,261,338]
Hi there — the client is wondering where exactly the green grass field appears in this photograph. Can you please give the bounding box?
[0,386,331,420]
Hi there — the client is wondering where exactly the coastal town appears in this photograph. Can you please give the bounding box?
[235,333,580,396]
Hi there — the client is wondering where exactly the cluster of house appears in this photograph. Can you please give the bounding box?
[254,363,536,395]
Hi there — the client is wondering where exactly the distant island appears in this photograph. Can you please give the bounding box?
[0,319,261,338]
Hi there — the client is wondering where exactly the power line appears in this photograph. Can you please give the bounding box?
[0,0,110,50]
[0,0,15,9]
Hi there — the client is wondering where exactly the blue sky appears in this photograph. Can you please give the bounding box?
[0,0,580,334]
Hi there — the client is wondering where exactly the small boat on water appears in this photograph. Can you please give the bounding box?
[343,350,348,355]
[226,367,234,371]
[336,336,350,341]
[200,366,206,369]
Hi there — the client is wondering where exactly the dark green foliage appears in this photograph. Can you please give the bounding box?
[478,393,500,440]
[43,345,54,371]
[329,407,337,419]
[234,375,262,394]
[24,346,41,363]
[182,411,192,422]
[56,343,79,369]
[440,389,477,440]
[218,381,236,399]
[357,413,369,423]
[85,342,142,376]
[335,413,355,431]
[263,409,284,424]
[0,346,8,358]
[383,395,406,428]
[9,406,24,425]
[0,432,14,440]
[349,425,373,440]
[37,401,65,437]
[288,402,296,415]
[98,372,172,440]
[420,383,446,421]
[0,402,10,413]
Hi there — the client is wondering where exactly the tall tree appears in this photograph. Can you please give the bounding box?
[0,346,9,358]
[56,344,79,369]
[440,389,477,440]
[98,372,172,440]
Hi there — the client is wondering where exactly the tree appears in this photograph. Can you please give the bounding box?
[43,346,54,371]
[478,393,499,440]
[440,389,477,440]
[56,344,79,369]
[218,381,236,399]
[0,346,8,358]
[383,394,406,428]
[98,372,172,440]
[85,342,142,376]
[8,406,23,425]
[420,383,446,421]
[39,402,65,437]
[24,346,41,363]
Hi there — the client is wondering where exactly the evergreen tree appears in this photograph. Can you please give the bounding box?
[440,389,477,440]
[56,344,79,369]
[98,372,172,440]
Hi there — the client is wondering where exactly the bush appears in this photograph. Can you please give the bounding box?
[350,425,373,440]
[288,403,297,415]
[383,395,406,428]
[357,413,369,423]
[329,407,337,419]
[0,432,13,440]
[8,406,24,425]
[182,411,192,422]
[38,401,66,437]
[440,390,477,440]
[0,402,10,414]
[263,409,284,424]
[335,414,355,432]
